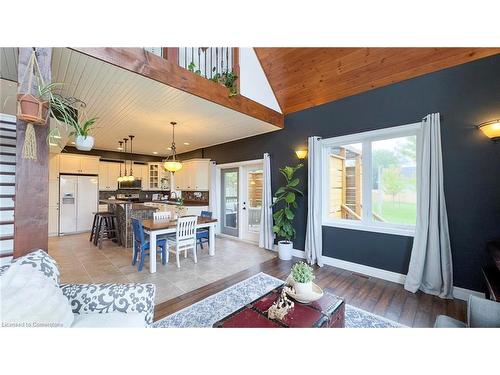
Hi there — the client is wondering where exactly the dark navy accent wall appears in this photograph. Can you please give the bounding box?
[191,55,500,291]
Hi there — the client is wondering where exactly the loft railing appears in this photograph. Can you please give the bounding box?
[177,47,235,79]
[144,47,237,78]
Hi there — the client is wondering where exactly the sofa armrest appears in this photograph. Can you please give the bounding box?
[468,295,500,328]
[60,283,156,326]
[434,315,466,328]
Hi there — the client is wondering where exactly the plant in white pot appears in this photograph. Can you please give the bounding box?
[291,261,315,295]
[50,95,98,151]
[272,163,303,260]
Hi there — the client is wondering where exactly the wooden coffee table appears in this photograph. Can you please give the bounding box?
[213,285,345,328]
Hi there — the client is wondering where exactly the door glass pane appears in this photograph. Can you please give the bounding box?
[328,143,363,220]
[224,171,238,229]
[371,136,417,225]
[247,169,262,232]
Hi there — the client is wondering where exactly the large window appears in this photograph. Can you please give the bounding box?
[322,123,420,236]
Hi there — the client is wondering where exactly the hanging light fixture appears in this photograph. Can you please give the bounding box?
[127,135,135,181]
[122,138,129,181]
[117,141,124,182]
[163,121,183,173]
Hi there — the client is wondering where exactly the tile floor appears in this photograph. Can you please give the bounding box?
[48,233,276,304]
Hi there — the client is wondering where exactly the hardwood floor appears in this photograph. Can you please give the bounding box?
[154,257,467,327]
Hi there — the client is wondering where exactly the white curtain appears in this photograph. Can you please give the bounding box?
[305,136,323,266]
[404,113,453,299]
[208,161,220,233]
[259,153,274,250]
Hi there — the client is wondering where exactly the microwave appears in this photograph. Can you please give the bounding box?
[118,178,142,190]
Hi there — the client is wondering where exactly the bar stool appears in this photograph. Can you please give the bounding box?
[91,212,119,249]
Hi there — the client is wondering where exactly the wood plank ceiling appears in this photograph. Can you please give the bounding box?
[254,48,500,114]
[50,48,279,156]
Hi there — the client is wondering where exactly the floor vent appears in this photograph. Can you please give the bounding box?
[352,272,370,279]
[0,113,16,265]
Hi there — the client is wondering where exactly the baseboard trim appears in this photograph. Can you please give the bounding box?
[289,249,484,302]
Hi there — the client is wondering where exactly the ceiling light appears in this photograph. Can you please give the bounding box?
[478,119,500,141]
[153,151,158,155]
[183,142,190,145]
[117,147,123,150]
[163,121,183,173]
[71,141,75,145]
[167,147,172,150]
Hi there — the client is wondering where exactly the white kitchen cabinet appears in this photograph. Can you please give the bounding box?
[185,205,209,216]
[133,163,149,186]
[49,154,59,180]
[59,153,100,174]
[99,162,121,191]
[174,159,210,191]
[48,179,59,236]
[48,206,59,237]
[147,162,170,190]
[190,160,209,190]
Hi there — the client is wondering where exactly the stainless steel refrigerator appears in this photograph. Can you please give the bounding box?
[59,175,98,235]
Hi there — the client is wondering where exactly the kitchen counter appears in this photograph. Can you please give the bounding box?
[154,200,209,206]
[131,204,157,211]
[99,199,157,247]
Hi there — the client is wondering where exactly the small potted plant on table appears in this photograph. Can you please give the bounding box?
[291,261,315,295]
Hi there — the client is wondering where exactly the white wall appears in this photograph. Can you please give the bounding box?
[239,48,282,113]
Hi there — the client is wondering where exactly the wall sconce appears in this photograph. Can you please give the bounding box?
[295,149,308,159]
[478,119,500,141]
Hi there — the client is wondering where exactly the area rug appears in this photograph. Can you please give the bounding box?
[153,272,405,328]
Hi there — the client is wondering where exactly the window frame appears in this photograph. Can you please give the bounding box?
[321,122,422,237]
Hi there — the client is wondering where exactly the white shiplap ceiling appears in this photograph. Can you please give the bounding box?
[52,48,279,156]
[0,48,18,82]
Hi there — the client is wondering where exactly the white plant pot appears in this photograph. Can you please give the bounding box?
[278,240,293,260]
[75,135,94,151]
[294,281,312,295]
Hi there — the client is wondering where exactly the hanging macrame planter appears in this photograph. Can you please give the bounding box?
[17,50,50,160]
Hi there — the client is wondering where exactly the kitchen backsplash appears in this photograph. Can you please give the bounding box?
[99,189,168,201]
[182,191,209,203]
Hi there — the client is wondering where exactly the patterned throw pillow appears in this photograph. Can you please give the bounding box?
[11,249,61,286]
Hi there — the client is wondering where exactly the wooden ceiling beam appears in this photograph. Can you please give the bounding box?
[70,48,284,128]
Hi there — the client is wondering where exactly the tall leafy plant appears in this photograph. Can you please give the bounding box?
[272,164,304,243]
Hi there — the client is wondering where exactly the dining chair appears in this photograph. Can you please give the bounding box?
[153,211,171,221]
[166,215,198,268]
[197,210,212,249]
[131,218,167,272]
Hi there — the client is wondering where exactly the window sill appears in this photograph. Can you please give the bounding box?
[322,221,415,237]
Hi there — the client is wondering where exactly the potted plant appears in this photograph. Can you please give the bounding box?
[291,261,315,295]
[50,95,98,151]
[17,52,60,125]
[272,163,303,260]
[211,68,238,97]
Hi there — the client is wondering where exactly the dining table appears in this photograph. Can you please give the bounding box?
[141,216,218,273]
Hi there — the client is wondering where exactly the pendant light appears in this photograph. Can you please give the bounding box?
[117,141,124,182]
[122,138,129,180]
[163,121,183,173]
[127,135,135,181]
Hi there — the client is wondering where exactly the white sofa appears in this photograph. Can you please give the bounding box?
[0,250,156,328]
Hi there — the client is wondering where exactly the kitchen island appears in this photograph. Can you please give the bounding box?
[99,199,157,247]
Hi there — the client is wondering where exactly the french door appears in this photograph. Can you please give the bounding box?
[240,164,263,242]
[219,162,264,242]
[221,168,239,237]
